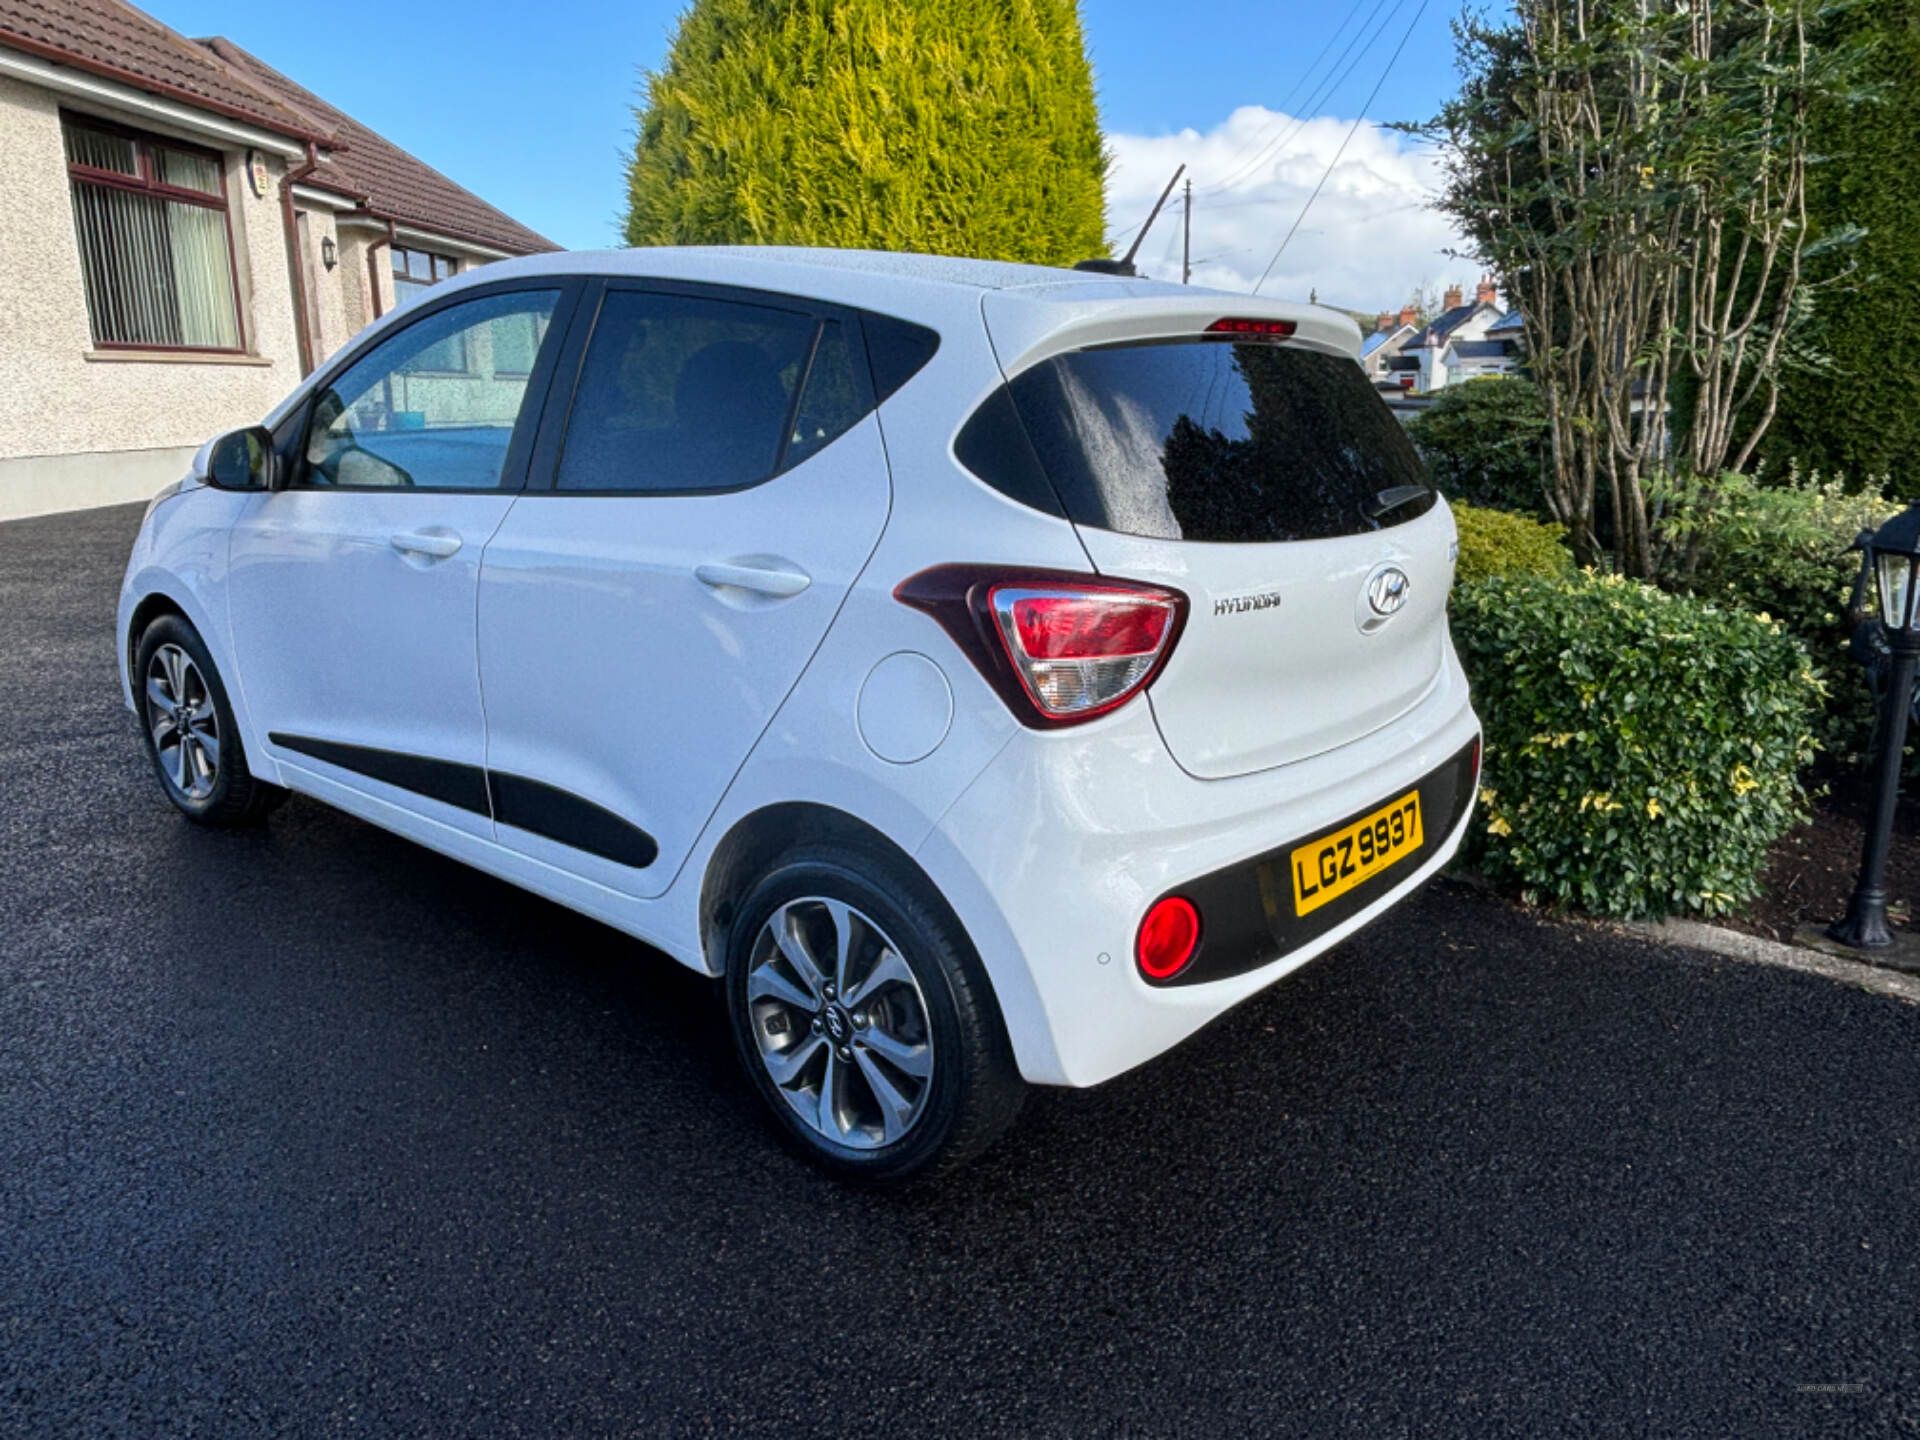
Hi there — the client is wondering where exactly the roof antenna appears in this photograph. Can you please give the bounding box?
[1076,164,1185,277]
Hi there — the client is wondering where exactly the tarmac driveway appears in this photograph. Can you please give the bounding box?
[4,504,1919,1437]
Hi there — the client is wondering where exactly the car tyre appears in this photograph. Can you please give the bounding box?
[725,842,1024,1184]
[135,614,287,828]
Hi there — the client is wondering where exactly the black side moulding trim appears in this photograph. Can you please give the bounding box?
[488,771,659,870]
[270,732,491,815]
[268,733,659,869]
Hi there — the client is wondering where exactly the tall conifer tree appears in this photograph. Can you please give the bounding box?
[623,0,1109,267]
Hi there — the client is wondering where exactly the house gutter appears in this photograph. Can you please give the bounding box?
[279,140,320,376]
[364,215,397,320]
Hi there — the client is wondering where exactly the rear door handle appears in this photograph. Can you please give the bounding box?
[391,530,462,560]
[694,561,811,598]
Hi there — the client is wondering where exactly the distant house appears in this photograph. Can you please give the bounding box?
[1360,303,1422,390]
[1399,278,1504,393]
[0,0,554,520]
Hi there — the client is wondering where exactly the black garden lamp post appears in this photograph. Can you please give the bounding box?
[1829,504,1920,950]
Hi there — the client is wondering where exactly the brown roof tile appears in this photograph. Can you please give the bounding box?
[203,37,556,256]
[0,0,327,138]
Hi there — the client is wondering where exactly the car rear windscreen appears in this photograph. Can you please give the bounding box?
[985,339,1434,543]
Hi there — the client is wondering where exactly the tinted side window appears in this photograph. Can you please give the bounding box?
[783,320,865,470]
[304,289,560,490]
[556,291,819,493]
[1002,339,1434,543]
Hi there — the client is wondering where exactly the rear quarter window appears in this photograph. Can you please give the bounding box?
[964,338,1434,543]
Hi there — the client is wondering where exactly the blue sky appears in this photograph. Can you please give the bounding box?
[146,0,1474,304]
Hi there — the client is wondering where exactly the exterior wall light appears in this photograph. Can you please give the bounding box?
[1830,505,1920,955]
[320,235,338,272]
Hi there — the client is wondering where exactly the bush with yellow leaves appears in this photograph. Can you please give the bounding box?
[1451,572,1822,919]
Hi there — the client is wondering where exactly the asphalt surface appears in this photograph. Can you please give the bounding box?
[5,502,1920,1437]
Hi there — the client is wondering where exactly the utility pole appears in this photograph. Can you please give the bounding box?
[1182,178,1192,284]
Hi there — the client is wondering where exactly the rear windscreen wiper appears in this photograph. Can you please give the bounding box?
[1363,485,1431,522]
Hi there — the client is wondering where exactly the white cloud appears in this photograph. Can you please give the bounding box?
[1104,107,1479,315]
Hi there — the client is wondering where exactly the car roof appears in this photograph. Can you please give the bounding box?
[281,246,1361,426]
[448,247,1349,346]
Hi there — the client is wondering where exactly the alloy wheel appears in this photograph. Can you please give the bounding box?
[144,643,220,802]
[746,896,935,1150]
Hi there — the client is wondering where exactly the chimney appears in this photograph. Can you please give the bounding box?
[1376,311,1394,333]
[1399,302,1418,328]
[1442,283,1464,310]
[1476,274,1498,306]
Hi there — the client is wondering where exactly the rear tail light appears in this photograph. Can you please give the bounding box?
[1137,896,1201,981]
[895,566,1188,728]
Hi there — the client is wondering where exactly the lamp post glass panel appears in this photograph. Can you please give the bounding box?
[1830,504,1920,950]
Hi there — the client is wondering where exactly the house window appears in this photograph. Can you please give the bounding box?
[391,247,457,304]
[390,247,464,369]
[63,114,243,351]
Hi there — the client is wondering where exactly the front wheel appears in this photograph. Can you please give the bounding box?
[725,844,1024,1184]
[134,613,286,827]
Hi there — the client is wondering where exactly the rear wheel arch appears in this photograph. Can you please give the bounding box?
[702,803,939,969]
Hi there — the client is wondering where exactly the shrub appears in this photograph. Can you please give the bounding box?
[622,0,1109,267]
[1659,467,1894,642]
[1405,376,1553,517]
[1658,467,1896,764]
[1451,573,1822,919]
[1452,502,1575,585]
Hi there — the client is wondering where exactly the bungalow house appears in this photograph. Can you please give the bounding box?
[0,0,554,520]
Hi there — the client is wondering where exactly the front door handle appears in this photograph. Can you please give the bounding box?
[391,530,462,560]
[694,561,811,598]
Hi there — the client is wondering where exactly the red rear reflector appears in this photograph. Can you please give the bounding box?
[1137,896,1201,981]
[1009,593,1172,660]
[1205,317,1297,338]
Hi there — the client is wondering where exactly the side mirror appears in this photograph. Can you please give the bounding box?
[196,426,278,491]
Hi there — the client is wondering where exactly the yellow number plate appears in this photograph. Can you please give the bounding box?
[1290,790,1423,917]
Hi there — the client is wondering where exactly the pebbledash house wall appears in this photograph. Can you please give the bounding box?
[0,71,517,522]
[0,72,303,521]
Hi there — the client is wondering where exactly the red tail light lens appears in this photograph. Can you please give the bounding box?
[1205,317,1297,338]
[1137,896,1201,981]
[991,585,1178,720]
[894,566,1188,728]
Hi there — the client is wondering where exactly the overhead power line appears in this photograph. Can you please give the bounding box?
[1191,0,1372,190]
[1253,0,1430,295]
[1200,0,1398,197]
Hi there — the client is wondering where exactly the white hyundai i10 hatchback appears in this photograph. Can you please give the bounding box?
[118,247,1480,1181]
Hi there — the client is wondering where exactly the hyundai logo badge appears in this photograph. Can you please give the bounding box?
[1367,567,1411,617]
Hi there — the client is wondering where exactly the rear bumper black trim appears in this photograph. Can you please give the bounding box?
[1145,736,1481,987]
[268,732,657,871]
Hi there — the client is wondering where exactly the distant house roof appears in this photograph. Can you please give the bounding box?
[1407,301,1499,351]
[202,38,555,256]
[1449,339,1515,360]
[1360,324,1415,360]
[1487,309,1526,333]
[0,0,327,138]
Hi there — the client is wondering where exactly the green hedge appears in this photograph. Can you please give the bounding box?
[1452,574,1821,918]
[1658,468,1895,764]
[1452,502,1574,585]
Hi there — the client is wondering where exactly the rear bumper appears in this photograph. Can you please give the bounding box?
[916,642,1479,1087]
